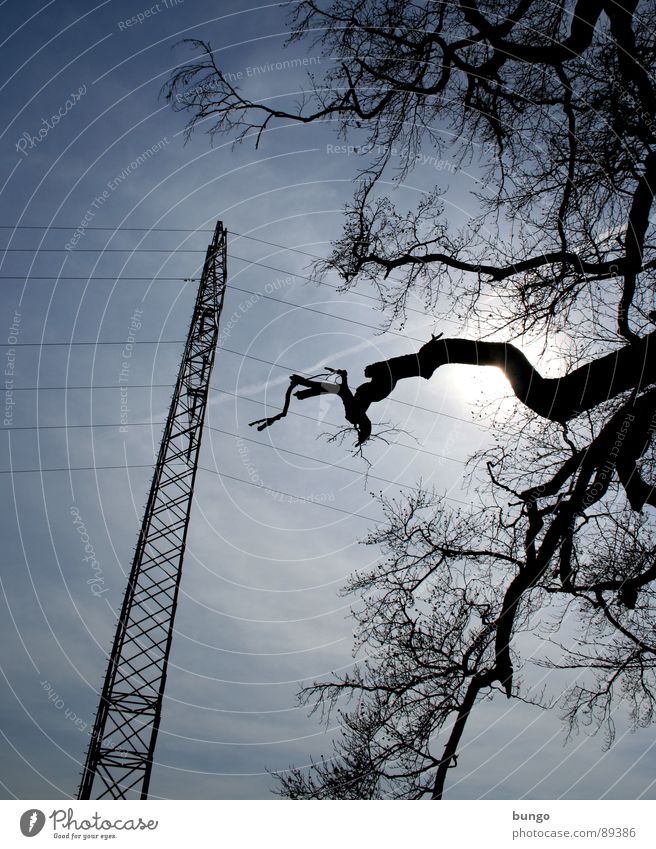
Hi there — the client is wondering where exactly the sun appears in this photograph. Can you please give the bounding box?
[447,363,513,405]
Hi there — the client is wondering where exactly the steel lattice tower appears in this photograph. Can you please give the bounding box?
[78,221,227,800]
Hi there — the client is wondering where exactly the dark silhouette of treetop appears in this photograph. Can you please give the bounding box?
[167,1,656,798]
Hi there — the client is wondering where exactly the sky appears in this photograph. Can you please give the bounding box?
[0,0,654,801]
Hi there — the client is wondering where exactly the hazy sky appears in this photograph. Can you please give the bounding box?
[1,0,654,801]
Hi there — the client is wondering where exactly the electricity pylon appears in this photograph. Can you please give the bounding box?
[78,221,227,799]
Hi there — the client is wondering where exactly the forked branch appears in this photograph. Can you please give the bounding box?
[251,332,656,444]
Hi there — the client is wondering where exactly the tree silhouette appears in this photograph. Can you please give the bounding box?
[167,1,656,798]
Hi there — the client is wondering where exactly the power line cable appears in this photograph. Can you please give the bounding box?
[0,225,493,295]
[1,248,208,253]
[0,225,216,233]
[228,230,329,262]
[0,447,472,511]
[226,282,431,343]
[216,346,492,430]
[0,342,492,431]
[0,277,194,280]
[2,383,474,462]
[0,273,455,335]
[200,468,381,521]
[0,225,326,264]
[0,227,325,267]
[0,461,382,522]
[0,462,155,474]
[3,340,184,347]
[0,234,505,302]
[8,383,174,391]
[0,419,464,491]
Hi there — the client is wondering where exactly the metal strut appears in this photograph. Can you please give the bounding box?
[78,221,228,800]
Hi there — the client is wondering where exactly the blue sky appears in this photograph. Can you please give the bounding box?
[0,0,654,800]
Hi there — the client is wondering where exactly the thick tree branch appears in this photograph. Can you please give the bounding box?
[254,333,656,446]
[358,246,634,282]
[494,390,656,698]
[353,333,656,425]
[249,369,372,444]
[618,150,656,342]
[431,669,496,800]
[464,0,605,65]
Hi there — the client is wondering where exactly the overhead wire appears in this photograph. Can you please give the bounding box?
[0,225,496,518]
[225,282,432,343]
[5,340,184,347]
[0,342,493,431]
[0,461,380,523]
[0,277,440,344]
[200,468,383,522]
[0,460,382,522]
[0,225,507,304]
[1,224,497,484]
[1,418,466,488]
[0,425,475,512]
[8,383,174,391]
[0,231,497,433]
[0,225,329,266]
[0,270,458,336]
[0,224,492,291]
[2,383,476,462]
[2,248,211,252]
[0,225,217,232]
[216,346,493,430]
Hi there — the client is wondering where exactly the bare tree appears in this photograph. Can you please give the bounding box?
[167,1,656,797]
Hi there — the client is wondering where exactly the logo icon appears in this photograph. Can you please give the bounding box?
[20,809,45,837]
